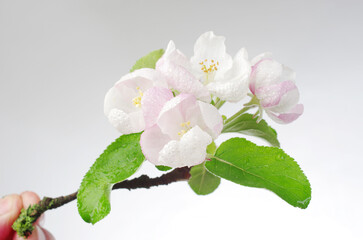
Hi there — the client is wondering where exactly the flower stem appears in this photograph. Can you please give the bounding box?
[223,96,259,126]
[12,167,191,238]
[224,106,254,125]
[215,99,226,109]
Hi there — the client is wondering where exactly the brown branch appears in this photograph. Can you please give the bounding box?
[12,167,191,238]
[113,166,191,190]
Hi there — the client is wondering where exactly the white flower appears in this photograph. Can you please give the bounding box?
[156,41,211,102]
[104,68,168,134]
[140,87,223,168]
[156,32,251,103]
[190,31,251,102]
[249,53,304,124]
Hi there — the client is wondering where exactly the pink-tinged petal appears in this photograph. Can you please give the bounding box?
[266,104,304,124]
[105,68,169,133]
[104,83,143,134]
[156,58,211,102]
[250,53,273,94]
[104,85,136,116]
[129,111,145,132]
[140,125,171,165]
[105,68,169,116]
[117,68,168,90]
[162,41,192,71]
[250,54,295,96]
[141,87,173,128]
[208,48,251,102]
[251,52,273,66]
[158,126,212,168]
[157,94,199,139]
[198,101,223,139]
[256,80,298,109]
[250,58,269,95]
[267,84,300,113]
[250,59,283,93]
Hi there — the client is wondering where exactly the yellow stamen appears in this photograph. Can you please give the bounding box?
[177,121,192,137]
[199,59,220,85]
[200,59,219,74]
[132,87,143,107]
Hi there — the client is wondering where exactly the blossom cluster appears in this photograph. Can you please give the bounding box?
[104,32,303,168]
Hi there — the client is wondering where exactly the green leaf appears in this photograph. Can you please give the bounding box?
[77,133,145,224]
[188,163,221,195]
[205,138,311,209]
[222,113,280,147]
[155,165,172,171]
[130,49,165,72]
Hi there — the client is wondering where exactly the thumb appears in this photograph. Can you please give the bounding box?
[12,192,55,240]
[0,195,23,240]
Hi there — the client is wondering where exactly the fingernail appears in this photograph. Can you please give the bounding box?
[0,197,11,216]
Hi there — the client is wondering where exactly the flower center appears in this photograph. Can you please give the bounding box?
[132,87,143,108]
[178,121,191,137]
[199,59,219,84]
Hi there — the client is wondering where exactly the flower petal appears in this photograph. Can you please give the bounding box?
[266,104,304,124]
[158,126,212,168]
[267,85,300,113]
[190,31,233,80]
[128,111,145,132]
[198,101,223,139]
[256,80,299,111]
[106,108,144,134]
[118,68,168,89]
[105,68,169,116]
[156,58,210,102]
[104,68,168,133]
[140,124,171,165]
[250,59,283,93]
[104,85,136,116]
[142,87,173,129]
[192,31,227,60]
[207,48,251,102]
[162,40,192,71]
[157,94,198,139]
[251,52,273,66]
[279,65,296,83]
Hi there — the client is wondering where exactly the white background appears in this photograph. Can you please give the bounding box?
[1,0,362,239]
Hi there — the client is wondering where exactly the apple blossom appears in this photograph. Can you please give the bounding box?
[104,68,168,134]
[140,87,223,168]
[156,31,251,103]
[190,31,251,102]
[249,53,304,124]
[155,41,211,102]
